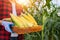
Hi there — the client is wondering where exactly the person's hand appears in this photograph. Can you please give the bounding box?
[2,21,14,33]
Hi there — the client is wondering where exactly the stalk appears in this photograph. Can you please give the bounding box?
[42,15,45,40]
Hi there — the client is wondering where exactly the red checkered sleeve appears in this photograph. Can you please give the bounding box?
[0,0,12,20]
[0,0,24,40]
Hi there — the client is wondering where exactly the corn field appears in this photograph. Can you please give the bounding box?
[23,0,60,40]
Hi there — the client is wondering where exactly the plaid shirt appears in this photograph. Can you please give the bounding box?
[0,0,24,40]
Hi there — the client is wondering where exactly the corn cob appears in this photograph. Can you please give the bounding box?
[10,13,24,28]
[21,13,34,24]
[27,13,38,26]
[20,16,33,27]
[16,16,28,28]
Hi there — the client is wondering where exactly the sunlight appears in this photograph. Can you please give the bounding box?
[16,0,30,6]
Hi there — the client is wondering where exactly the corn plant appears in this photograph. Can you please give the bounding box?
[24,0,60,40]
